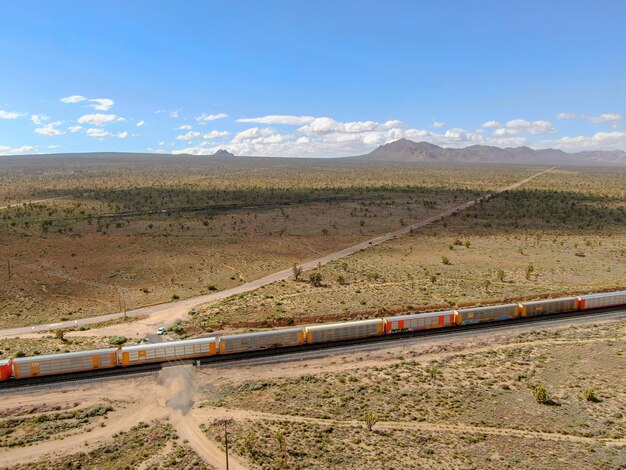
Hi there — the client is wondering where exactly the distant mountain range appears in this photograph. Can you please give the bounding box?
[354,139,626,165]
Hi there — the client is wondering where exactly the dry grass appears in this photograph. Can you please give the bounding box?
[0,334,131,359]
[200,321,626,469]
[0,156,537,328]
[0,403,114,448]
[12,420,210,469]
[189,167,626,329]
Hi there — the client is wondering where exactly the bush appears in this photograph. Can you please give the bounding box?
[309,272,323,287]
[171,293,180,300]
[441,256,450,265]
[108,336,128,346]
[525,263,535,280]
[582,388,600,402]
[531,384,549,404]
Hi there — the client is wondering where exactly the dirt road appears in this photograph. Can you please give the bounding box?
[0,168,553,339]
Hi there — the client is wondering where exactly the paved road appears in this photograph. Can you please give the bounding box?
[0,168,553,338]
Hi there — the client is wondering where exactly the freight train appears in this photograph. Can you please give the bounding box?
[1,290,624,382]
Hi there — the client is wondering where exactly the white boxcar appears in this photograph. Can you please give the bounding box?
[218,328,305,355]
[305,319,384,344]
[520,297,578,317]
[384,310,455,333]
[455,304,520,325]
[579,291,626,310]
[12,348,118,379]
[120,337,216,366]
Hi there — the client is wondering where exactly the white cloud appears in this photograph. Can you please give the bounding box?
[547,131,626,152]
[48,145,61,149]
[85,128,109,138]
[176,131,201,141]
[203,130,230,139]
[170,110,179,119]
[68,125,82,133]
[0,145,36,155]
[77,113,125,126]
[196,112,228,123]
[34,121,65,136]
[588,113,622,124]
[85,128,128,139]
[297,117,382,134]
[556,112,622,128]
[432,121,445,128]
[493,119,556,136]
[89,98,114,111]
[178,124,192,130]
[555,113,581,120]
[136,120,145,127]
[237,115,315,125]
[31,114,50,125]
[60,95,87,104]
[0,109,25,119]
[170,113,626,157]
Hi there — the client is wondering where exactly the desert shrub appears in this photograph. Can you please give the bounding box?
[309,272,323,287]
[362,411,379,431]
[582,388,600,402]
[531,384,549,404]
[108,336,127,346]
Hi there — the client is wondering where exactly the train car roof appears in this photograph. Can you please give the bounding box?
[12,348,119,363]
[579,290,626,299]
[121,337,216,352]
[522,296,578,305]
[218,327,305,340]
[384,310,454,322]
[305,318,383,330]
[0,359,10,365]
[456,303,519,313]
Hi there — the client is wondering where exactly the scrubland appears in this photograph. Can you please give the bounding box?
[1,319,623,469]
[0,155,538,327]
[187,167,626,330]
[200,320,625,469]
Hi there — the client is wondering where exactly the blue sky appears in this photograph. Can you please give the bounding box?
[1,0,625,156]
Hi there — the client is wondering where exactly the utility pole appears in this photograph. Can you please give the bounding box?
[224,421,229,470]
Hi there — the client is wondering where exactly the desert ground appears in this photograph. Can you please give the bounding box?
[186,166,625,332]
[1,155,532,329]
[0,317,623,469]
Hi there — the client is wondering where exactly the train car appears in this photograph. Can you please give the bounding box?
[119,337,217,366]
[0,360,12,381]
[455,304,520,326]
[305,319,384,344]
[519,297,578,317]
[218,328,305,355]
[12,349,118,379]
[384,310,455,334]
[578,291,626,310]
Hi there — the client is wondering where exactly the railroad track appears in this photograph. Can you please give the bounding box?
[1,306,623,391]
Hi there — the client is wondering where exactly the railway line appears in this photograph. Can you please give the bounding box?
[2,304,623,391]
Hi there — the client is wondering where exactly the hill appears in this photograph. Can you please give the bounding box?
[356,138,626,165]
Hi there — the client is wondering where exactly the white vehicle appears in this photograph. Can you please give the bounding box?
[156,327,166,335]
